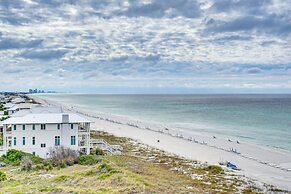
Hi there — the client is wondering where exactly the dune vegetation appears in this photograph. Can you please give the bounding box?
[0,131,284,194]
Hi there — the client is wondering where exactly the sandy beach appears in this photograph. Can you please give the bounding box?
[33,96,291,191]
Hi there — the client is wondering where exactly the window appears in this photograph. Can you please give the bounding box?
[57,124,61,130]
[41,143,46,148]
[32,137,35,145]
[13,125,16,131]
[13,137,16,146]
[71,136,76,145]
[41,124,46,130]
[32,124,35,130]
[22,137,26,145]
[22,125,25,130]
[70,124,74,129]
[55,136,60,146]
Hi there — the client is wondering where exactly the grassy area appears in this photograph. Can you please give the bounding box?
[0,131,286,193]
[0,102,4,111]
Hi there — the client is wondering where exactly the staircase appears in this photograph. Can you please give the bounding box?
[90,139,123,155]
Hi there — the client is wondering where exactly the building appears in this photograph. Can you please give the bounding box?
[1,110,91,158]
[4,103,14,110]
[7,103,38,115]
[0,95,4,101]
[11,97,26,104]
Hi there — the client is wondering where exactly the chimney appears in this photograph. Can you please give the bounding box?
[62,114,69,123]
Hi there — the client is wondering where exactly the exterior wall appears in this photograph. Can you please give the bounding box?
[3,123,83,158]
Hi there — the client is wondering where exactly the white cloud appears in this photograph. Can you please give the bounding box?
[0,0,290,92]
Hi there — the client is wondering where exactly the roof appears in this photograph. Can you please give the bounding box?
[11,106,63,117]
[4,103,14,109]
[30,107,63,113]
[10,109,31,117]
[11,97,25,104]
[2,113,92,125]
[8,103,37,111]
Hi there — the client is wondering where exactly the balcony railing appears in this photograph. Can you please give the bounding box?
[78,126,88,132]
[6,130,12,134]
[78,140,86,147]
[90,139,123,155]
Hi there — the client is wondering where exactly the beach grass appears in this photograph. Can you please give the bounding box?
[0,131,282,193]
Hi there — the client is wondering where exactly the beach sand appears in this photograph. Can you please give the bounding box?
[33,96,291,191]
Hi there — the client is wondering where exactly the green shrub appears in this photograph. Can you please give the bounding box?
[43,161,53,171]
[78,155,101,165]
[1,149,24,165]
[97,163,117,180]
[0,104,4,111]
[0,116,9,121]
[34,160,52,170]
[90,148,105,156]
[98,163,113,172]
[54,175,70,182]
[34,164,44,171]
[0,170,7,181]
[203,165,223,174]
[0,149,43,166]
[30,155,43,164]
[82,162,117,179]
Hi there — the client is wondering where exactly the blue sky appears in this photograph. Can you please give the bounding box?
[0,0,291,93]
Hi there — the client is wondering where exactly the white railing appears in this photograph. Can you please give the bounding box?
[90,139,122,155]
[78,127,88,132]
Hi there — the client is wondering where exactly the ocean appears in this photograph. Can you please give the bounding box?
[37,94,291,151]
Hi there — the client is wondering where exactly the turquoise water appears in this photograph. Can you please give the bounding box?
[38,94,291,151]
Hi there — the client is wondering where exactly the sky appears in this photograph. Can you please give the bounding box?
[0,0,291,94]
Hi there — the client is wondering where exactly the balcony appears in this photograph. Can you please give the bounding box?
[78,140,86,147]
[78,126,88,133]
[5,125,11,132]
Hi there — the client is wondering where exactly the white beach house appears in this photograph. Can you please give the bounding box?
[0,94,4,101]
[3,103,14,110]
[1,111,91,158]
[7,103,37,115]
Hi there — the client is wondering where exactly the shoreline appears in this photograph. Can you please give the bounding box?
[31,95,291,191]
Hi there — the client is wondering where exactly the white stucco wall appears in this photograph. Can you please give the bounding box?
[8,123,79,158]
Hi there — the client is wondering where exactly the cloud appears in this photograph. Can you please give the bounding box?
[0,37,43,50]
[245,67,263,74]
[124,0,201,18]
[19,49,68,60]
[0,0,290,92]
[205,14,291,36]
[213,35,253,43]
[210,0,271,13]
[4,68,23,74]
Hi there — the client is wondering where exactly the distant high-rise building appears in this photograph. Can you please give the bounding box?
[28,88,46,94]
